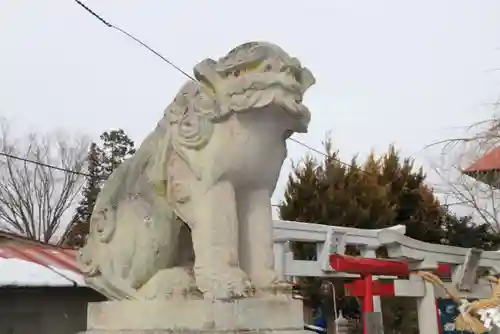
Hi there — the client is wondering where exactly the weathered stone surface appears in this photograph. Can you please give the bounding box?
[81,298,307,334]
[77,41,316,301]
[84,331,310,334]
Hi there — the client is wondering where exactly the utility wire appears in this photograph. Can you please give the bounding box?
[73,0,196,82]
[69,2,473,212]
[71,0,367,173]
[1,150,285,207]
[0,148,469,208]
[0,1,462,210]
[0,1,451,187]
[0,151,90,177]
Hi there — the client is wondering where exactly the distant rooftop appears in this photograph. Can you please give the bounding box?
[0,231,84,287]
[464,147,500,173]
[463,147,500,189]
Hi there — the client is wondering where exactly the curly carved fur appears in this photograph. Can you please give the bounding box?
[76,42,315,301]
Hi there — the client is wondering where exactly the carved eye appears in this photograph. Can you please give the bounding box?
[292,69,302,83]
[264,64,272,72]
[234,70,240,77]
[284,66,302,83]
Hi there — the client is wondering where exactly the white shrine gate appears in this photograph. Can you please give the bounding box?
[272,219,500,334]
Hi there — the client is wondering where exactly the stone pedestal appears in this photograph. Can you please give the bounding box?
[81,296,310,334]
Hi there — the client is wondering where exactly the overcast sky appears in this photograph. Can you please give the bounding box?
[1,0,500,217]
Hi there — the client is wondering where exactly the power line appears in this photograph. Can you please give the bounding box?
[288,138,375,176]
[0,151,90,177]
[0,1,420,184]
[0,1,445,187]
[0,150,470,212]
[0,2,466,214]
[71,0,368,175]
[0,147,466,209]
[73,0,196,82]
[288,138,326,157]
[0,141,336,179]
[0,150,284,207]
[0,137,365,184]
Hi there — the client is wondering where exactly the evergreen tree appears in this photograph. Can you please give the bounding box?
[100,129,136,181]
[443,213,500,250]
[77,143,102,224]
[61,142,102,248]
[61,129,135,248]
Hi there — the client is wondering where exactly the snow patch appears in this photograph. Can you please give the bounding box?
[0,258,85,287]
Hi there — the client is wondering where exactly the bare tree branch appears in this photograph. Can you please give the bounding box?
[428,113,500,231]
[0,121,89,243]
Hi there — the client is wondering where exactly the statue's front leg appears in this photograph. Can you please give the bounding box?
[237,189,284,293]
[190,181,253,300]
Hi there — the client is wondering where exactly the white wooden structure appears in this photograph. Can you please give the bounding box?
[1,220,497,333]
[272,219,500,334]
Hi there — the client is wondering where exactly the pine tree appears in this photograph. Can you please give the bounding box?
[60,143,102,248]
[61,129,135,248]
[77,143,102,223]
[100,129,136,181]
[443,212,500,250]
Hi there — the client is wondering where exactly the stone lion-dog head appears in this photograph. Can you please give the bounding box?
[192,41,315,131]
[150,41,316,185]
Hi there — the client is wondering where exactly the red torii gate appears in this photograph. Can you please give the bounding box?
[329,254,450,334]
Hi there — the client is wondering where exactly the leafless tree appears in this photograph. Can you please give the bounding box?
[428,112,500,231]
[0,121,89,243]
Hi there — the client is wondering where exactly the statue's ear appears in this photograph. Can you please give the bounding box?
[193,59,222,93]
[193,59,230,117]
[300,67,316,93]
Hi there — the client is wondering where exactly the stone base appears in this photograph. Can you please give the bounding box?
[85,331,309,334]
[81,296,308,334]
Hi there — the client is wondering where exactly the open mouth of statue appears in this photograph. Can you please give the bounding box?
[194,61,311,129]
[229,84,305,115]
[227,71,306,108]
[223,74,311,133]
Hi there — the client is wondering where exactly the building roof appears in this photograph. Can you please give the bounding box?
[462,147,500,188]
[0,231,84,287]
[463,147,500,173]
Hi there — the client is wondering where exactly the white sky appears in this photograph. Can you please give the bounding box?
[1,0,500,219]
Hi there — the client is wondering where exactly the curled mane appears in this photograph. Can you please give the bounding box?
[78,81,218,274]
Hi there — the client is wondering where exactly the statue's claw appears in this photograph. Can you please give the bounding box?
[195,267,254,301]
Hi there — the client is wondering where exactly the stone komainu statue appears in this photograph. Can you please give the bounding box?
[77,42,316,301]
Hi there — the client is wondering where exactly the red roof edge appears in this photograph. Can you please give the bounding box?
[0,231,75,250]
[463,147,500,173]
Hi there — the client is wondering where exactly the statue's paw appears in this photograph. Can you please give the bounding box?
[252,269,293,296]
[195,266,254,300]
[138,267,200,300]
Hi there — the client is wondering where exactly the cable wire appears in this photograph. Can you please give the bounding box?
[0,151,90,177]
[0,2,456,189]
[0,151,467,209]
[0,0,456,211]
[73,0,196,82]
[70,0,372,175]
